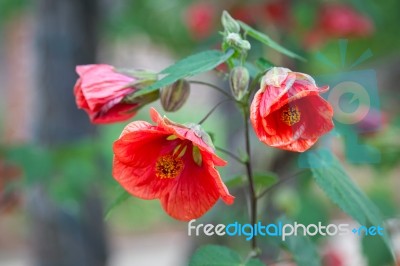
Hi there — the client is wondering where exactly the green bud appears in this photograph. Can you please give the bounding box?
[226,33,251,51]
[117,69,158,89]
[221,10,240,33]
[229,66,250,100]
[160,79,190,112]
[123,89,159,106]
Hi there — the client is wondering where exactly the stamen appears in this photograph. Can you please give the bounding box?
[155,155,184,179]
[281,105,301,126]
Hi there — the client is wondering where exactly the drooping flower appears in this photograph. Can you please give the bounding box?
[74,64,157,124]
[112,108,234,221]
[250,67,334,152]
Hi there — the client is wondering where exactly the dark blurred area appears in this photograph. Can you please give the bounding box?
[0,0,399,265]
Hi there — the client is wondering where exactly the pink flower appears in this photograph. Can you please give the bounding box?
[74,64,139,124]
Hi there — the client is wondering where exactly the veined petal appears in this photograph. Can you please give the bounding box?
[113,158,175,199]
[149,108,226,166]
[159,149,234,221]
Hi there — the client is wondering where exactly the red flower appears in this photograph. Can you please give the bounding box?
[230,5,258,26]
[263,0,291,26]
[304,4,374,49]
[184,3,215,40]
[112,108,234,221]
[319,4,374,38]
[74,64,139,124]
[250,67,334,152]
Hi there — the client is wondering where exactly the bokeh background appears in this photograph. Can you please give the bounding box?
[0,0,399,265]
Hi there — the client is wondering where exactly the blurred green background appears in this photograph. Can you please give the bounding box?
[0,0,399,265]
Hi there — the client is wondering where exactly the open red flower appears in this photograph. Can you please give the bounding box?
[112,108,234,221]
[250,67,334,152]
[74,64,140,124]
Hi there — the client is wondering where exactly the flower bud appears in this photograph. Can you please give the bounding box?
[221,10,240,33]
[117,69,158,89]
[160,79,190,112]
[226,33,251,51]
[229,66,250,100]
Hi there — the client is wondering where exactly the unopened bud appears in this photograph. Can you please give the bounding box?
[123,89,159,106]
[226,33,251,51]
[221,11,240,33]
[229,66,250,100]
[160,79,190,112]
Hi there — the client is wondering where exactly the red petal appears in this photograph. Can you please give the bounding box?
[113,130,167,165]
[73,78,90,110]
[297,96,334,139]
[159,148,234,221]
[113,157,175,200]
[278,137,319,152]
[91,103,137,124]
[149,108,227,166]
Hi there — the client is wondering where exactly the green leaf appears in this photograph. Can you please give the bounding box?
[239,22,306,61]
[225,172,278,191]
[279,217,321,266]
[104,188,131,219]
[189,245,264,266]
[225,175,246,189]
[305,149,395,258]
[136,49,234,96]
[253,171,278,190]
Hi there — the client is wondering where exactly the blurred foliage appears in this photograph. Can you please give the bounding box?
[0,0,29,26]
[0,0,399,263]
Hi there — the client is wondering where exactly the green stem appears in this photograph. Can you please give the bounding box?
[215,146,244,164]
[198,99,233,125]
[242,105,258,253]
[189,80,236,101]
[257,170,306,199]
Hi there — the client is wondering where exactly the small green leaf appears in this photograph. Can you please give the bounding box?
[136,49,234,97]
[279,216,322,266]
[239,22,306,61]
[105,188,131,219]
[189,245,264,266]
[225,175,246,189]
[305,149,395,258]
[253,171,278,190]
[226,172,278,190]
[192,146,203,166]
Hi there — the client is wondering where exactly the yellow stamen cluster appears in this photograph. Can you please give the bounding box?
[155,155,184,179]
[281,105,301,126]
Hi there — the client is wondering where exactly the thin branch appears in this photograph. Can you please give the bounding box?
[257,170,307,199]
[242,106,258,252]
[215,146,244,164]
[189,80,236,101]
[198,99,233,125]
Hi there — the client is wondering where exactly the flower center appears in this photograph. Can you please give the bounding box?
[281,105,301,126]
[155,155,184,179]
